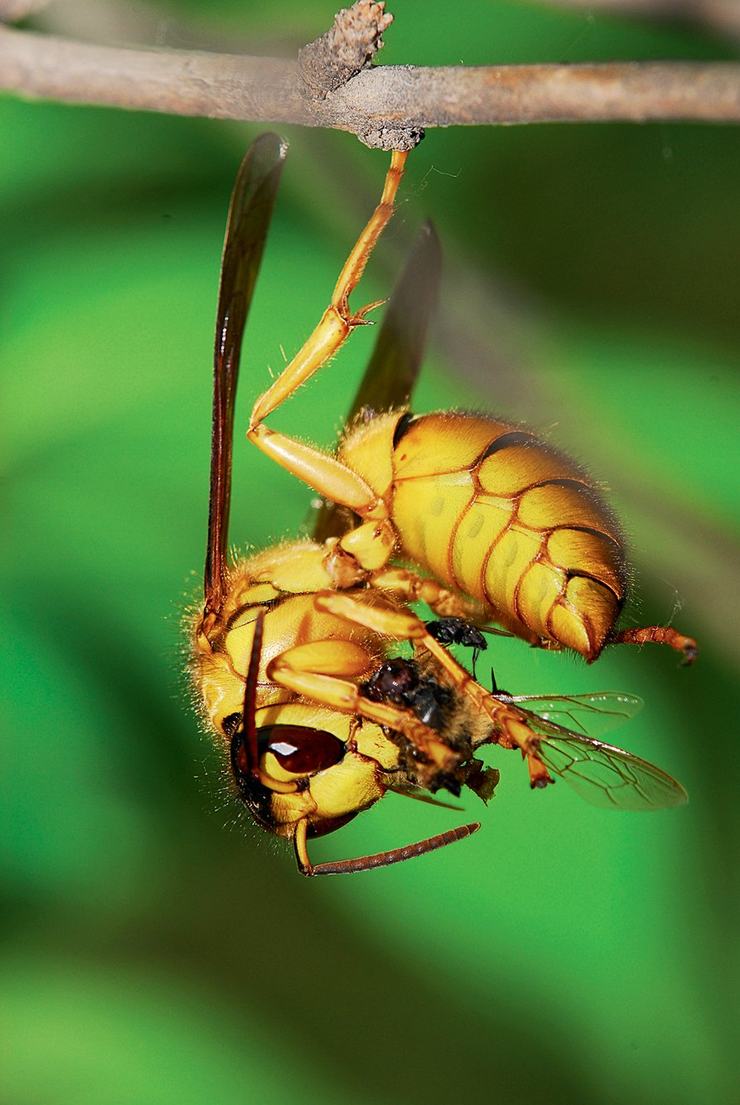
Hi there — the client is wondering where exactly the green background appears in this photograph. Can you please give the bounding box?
[3,2,738,1103]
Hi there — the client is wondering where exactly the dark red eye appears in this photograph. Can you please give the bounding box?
[261,725,345,775]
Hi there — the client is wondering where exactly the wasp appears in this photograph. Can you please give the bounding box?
[190,135,689,877]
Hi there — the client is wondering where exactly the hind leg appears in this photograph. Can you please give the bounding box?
[247,151,408,505]
[612,626,697,664]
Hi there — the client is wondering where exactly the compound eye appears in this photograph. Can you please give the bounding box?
[261,724,345,776]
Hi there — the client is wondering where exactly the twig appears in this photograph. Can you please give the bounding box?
[1,4,739,149]
[299,0,391,98]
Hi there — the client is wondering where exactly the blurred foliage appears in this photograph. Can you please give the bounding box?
[2,2,738,1104]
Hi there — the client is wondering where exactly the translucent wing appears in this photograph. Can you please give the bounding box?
[502,691,643,737]
[504,700,687,811]
[312,221,442,542]
[204,134,287,616]
[537,730,688,810]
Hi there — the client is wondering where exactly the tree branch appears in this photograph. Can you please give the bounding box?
[1,10,739,149]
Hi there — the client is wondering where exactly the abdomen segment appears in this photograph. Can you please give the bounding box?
[390,412,626,660]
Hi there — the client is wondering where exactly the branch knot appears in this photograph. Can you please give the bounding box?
[299,1,392,99]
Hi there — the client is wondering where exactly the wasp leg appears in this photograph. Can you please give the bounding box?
[330,150,408,319]
[246,152,408,567]
[367,567,484,620]
[266,640,459,779]
[248,149,407,434]
[420,634,555,787]
[612,626,698,664]
[248,429,382,517]
[313,590,427,641]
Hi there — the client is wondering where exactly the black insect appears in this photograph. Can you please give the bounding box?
[425,617,488,651]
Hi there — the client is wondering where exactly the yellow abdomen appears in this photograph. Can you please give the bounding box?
[389,412,626,660]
